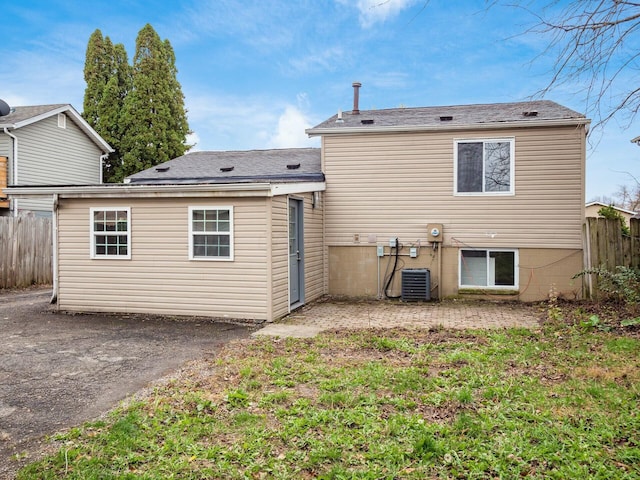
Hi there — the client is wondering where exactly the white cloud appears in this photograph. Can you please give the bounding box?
[186,131,201,151]
[267,105,318,148]
[288,46,347,74]
[338,0,418,28]
[184,90,319,152]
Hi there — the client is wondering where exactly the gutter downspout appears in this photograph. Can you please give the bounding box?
[51,193,59,304]
[99,153,109,184]
[3,127,18,216]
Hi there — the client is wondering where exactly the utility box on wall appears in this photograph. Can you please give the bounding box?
[427,223,443,243]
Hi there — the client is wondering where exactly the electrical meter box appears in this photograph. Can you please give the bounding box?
[427,223,443,243]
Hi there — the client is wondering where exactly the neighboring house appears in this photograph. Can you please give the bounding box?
[585,201,636,224]
[306,93,589,303]
[0,104,113,217]
[7,149,325,322]
[6,89,590,321]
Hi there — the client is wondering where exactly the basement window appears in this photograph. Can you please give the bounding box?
[459,249,518,289]
[189,206,234,261]
[90,207,131,259]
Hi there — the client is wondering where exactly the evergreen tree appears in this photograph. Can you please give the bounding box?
[82,29,110,131]
[117,24,190,180]
[82,30,132,182]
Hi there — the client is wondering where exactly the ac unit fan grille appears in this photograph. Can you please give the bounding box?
[401,269,431,301]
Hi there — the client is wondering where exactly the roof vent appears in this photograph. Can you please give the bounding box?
[286,163,301,170]
[155,165,170,172]
[439,116,453,121]
[523,111,538,117]
[336,109,344,124]
[220,166,234,172]
[361,119,374,125]
[352,82,361,115]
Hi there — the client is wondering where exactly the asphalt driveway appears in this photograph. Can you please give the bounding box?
[0,287,254,478]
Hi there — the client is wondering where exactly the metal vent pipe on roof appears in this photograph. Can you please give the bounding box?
[352,82,361,115]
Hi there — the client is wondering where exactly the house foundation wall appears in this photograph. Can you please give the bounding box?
[328,246,583,302]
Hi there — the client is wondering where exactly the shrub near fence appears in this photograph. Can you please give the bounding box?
[0,216,52,288]
[583,217,640,298]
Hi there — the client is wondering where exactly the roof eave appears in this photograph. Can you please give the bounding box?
[5,180,327,199]
[306,118,590,136]
[5,105,114,153]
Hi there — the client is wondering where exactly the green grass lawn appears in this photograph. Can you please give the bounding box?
[18,324,640,479]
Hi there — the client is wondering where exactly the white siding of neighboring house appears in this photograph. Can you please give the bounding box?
[585,203,636,224]
[321,125,586,249]
[8,115,103,214]
[57,196,272,321]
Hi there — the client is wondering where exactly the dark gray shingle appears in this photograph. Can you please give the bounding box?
[307,100,586,132]
[126,148,323,185]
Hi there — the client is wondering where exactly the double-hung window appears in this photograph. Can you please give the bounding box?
[455,138,514,194]
[189,206,234,261]
[90,207,130,259]
[459,249,518,289]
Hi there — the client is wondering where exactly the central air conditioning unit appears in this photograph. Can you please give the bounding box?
[401,268,431,301]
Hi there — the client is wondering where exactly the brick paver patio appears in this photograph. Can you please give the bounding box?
[280,299,543,332]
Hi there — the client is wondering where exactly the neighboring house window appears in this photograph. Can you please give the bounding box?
[57,113,66,129]
[459,249,518,289]
[90,208,131,259]
[455,139,514,194]
[189,206,234,261]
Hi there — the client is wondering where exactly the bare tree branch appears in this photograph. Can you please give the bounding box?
[504,1,640,132]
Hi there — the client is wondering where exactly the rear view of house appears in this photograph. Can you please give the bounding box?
[307,86,589,302]
[0,103,112,217]
[6,86,590,323]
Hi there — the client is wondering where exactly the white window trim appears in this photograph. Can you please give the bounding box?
[458,248,519,290]
[453,137,515,196]
[57,113,66,129]
[90,207,131,260]
[188,206,234,261]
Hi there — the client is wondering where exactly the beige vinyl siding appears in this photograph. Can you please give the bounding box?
[271,196,290,320]
[303,192,325,302]
[322,125,585,250]
[57,196,271,320]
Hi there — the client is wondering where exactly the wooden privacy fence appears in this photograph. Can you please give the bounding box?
[583,217,640,298]
[0,216,52,288]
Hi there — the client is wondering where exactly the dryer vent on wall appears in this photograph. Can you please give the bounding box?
[401,268,431,301]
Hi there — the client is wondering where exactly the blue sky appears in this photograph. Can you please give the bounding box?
[2,0,638,201]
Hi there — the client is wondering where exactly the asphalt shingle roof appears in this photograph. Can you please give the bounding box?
[307,100,586,132]
[126,148,323,185]
[0,104,67,126]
